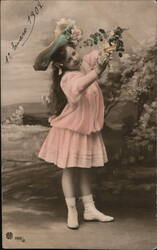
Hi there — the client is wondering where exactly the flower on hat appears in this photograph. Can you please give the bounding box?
[54,18,83,46]
[54,18,73,38]
[70,25,83,46]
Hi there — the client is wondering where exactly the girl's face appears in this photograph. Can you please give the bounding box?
[63,46,81,71]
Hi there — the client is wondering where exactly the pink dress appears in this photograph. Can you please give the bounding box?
[38,50,108,168]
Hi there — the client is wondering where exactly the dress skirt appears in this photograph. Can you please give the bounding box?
[38,127,108,168]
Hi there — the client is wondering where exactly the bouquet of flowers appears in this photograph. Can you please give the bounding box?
[81,26,128,57]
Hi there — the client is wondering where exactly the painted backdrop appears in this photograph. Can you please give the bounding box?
[1,0,157,105]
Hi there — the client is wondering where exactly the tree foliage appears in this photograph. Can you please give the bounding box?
[101,42,157,143]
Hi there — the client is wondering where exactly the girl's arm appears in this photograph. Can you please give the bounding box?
[76,70,98,93]
[76,53,110,93]
[61,70,99,104]
[61,52,111,104]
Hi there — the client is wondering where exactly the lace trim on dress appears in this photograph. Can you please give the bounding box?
[39,150,108,168]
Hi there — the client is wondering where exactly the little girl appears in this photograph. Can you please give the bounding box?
[34,19,114,229]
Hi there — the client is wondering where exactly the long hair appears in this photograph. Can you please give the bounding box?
[47,45,68,116]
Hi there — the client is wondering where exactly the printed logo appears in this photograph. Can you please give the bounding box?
[6,232,13,240]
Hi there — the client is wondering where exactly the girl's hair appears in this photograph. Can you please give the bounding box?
[47,45,69,116]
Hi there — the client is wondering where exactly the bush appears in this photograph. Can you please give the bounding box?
[3,106,24,125]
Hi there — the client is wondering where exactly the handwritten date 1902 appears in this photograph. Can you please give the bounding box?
[6,0,44,63]
[23,0,44,46]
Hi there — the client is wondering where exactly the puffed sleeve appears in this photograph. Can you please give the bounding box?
[61,71,85,104]
[83,50,99,69]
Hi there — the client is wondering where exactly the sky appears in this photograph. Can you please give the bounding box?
[1,0,157,106]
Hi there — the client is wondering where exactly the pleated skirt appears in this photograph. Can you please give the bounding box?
[38,127,108,168]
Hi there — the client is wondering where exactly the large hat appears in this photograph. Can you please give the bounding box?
[33,19,82,71]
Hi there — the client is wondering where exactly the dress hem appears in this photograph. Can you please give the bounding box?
[38,156,108,169]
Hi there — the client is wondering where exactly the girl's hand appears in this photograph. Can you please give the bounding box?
[95,51,113,77]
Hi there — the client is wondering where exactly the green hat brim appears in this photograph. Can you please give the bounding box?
[33,34,69,71]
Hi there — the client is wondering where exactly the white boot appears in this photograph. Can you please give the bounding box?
[65,197,79,229]
[81,194,114,222]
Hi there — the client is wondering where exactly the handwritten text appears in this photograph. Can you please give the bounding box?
[6,0,44,63]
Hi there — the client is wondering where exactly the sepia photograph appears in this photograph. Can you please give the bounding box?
[1,0,157,249]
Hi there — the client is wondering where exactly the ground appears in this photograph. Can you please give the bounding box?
[2,162,157,250]
[3,199,157,249]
